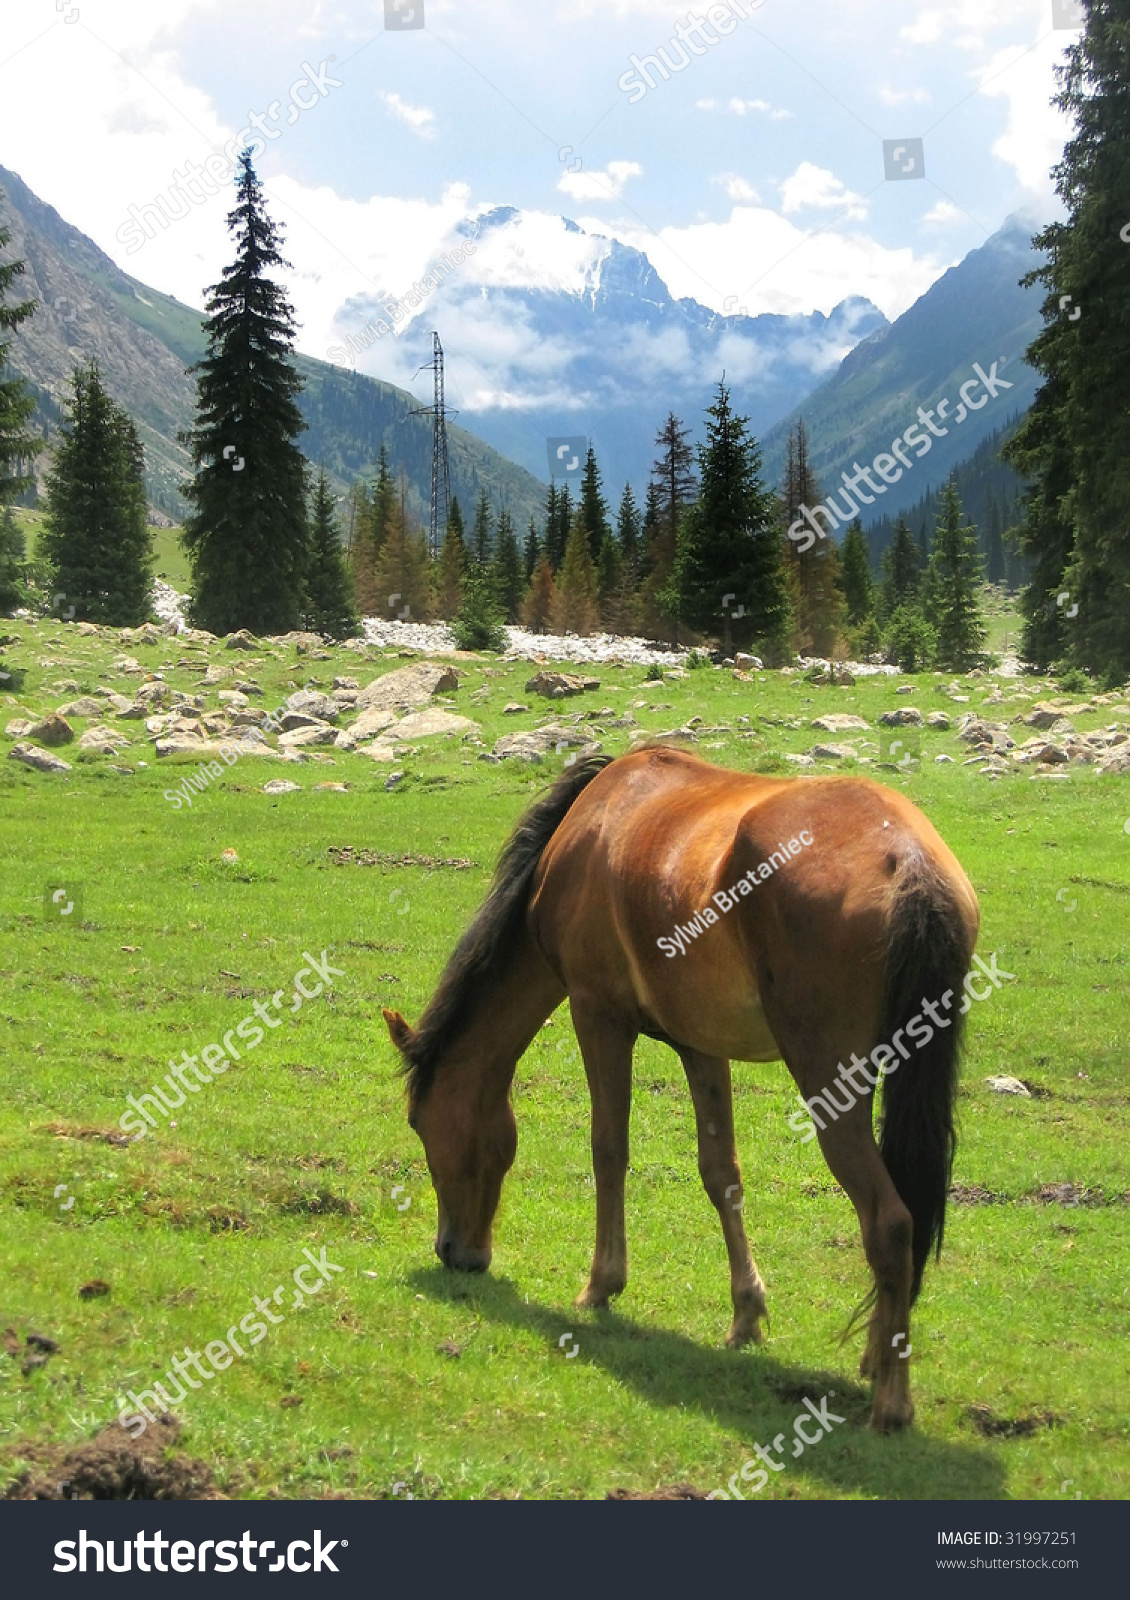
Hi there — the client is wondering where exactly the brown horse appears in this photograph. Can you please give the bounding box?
[384,747,979,1431]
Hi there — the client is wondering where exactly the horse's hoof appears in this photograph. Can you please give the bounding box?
[868,1400,914,1434]
[574,1281,621,1310]
[726,1321,765,1349]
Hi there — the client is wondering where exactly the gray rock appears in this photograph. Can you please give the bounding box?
[503,702,529,715]
[355,662,461,711]
[926,711,951,729]
[811,713,870,733]
[278,723,339,749]
[809,742,858,760]
[28,713,75,746]
[878,707,924,727]
[286,689,339,722]
[263,779,302,795]
[385,770,406,790]
[387,709,479,740]
[223,629,260,650]
[525,670,600,698]
[9,741,72,773]
[56,696,104,719]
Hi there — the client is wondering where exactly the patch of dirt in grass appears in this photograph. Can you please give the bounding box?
[3,1414,225,1500]
[324,846,476,870]
[276,1189,359,1217]
[800,1180,846,1198]
[292,1154,344,1172]
[950,1183,1009,1205]
[43,1121,131,1146]
[964,1404,1064,1439]
[606,1483,712,1500]
[1032,1182,1112,1207]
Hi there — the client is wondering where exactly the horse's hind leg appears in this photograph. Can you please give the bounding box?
[679,1048,768,1348]
[570,1004,636,1310]
[811,1103,915,1433]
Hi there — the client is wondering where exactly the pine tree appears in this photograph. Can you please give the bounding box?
[0,208,41,506]
[985,495,1006,585]
[545,481,572,572]
[596,530,622,631]
[878,518,921,622]
[616,482,642,582]
[643,413,697,641]
[669,382,790,658]
[371,480,431,622]
[0,505,26,614]
[543,482,560,570]
[523,518,540,582]
[42,362,153,625]
[550,510,601,636]
[579,444,610,563]
[926,479,987,671]
[779,419,843,656]
[470,487,492,568]
[436,502,467,619]
[490,507,524,622]
[181,152,309,635]
[839,519,874,626]
[453,562,505,650]
[302,468,358,639]
[521,554,557,633]
[1002,1,1130,676]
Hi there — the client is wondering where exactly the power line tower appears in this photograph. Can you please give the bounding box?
[410,332,456,559]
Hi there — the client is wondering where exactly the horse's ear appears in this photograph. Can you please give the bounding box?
[383,1008,417,1054]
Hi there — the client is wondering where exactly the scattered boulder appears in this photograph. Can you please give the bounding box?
[355,662,461,711]
[79,725,130,752]
[8,742,71,773]
[809,742,858,761]
[525,670,601,699]
[333,676,359,691]
[28,713,75,746]
[1097,747,1130,775]
[387,709,479,741]
[119,623,161,648]
[56,696,104,719]
[286,689,338,722]
[503,702,529,715]
[878,707,923,727]
[1023,703,1067,730]
[350,706,399,740]
[217,690,248,709]
[278,710,328,732]
[4,718,34,738]
[934,754,955,764]
[111,656,143,674]
[278,724,339,749]
[733,653,763,671]
[811,713,869,733]
[986,1075,1031,1097]
[223,629,260,650]
[926,711,951,730]
[263,779,301,795]
[200,665,229,686]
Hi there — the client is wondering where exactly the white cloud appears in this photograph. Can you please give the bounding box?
[558,160,642,202]
[877,85,931,106]
[778,163,868,221]
[979,34,1073,200]
[379,91,436,140]
[923,200,962,225]
[715,173,760,203]
[900,10,945,45]
[726,97,793,121]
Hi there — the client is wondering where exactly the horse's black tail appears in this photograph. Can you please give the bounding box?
[877,855,975,1302]
[399,753,612,1110]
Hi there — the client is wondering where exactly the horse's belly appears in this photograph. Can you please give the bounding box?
[636,960,781,1063]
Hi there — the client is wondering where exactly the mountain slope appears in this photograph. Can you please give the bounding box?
[0,165,547,528]
[761,217,1043,517]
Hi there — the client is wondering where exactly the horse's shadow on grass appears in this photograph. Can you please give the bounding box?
[409,1268,1005,1500]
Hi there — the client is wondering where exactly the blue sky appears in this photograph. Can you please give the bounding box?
[0,0,1074,382]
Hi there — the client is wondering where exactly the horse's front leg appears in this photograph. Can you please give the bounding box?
[570,1003,636,1310]
[679,1048,768,1347]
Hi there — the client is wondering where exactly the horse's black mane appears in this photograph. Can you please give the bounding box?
[399,752,612,1114]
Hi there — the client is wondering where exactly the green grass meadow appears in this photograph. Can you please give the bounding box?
[0,621,1128,1500]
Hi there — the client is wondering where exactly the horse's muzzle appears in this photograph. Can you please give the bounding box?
[436,1231,490,1273]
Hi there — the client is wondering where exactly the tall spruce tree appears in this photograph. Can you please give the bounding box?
[351,444,395,617]
[0,208,41,507]
[372,478,432,621]
[302,468,358,639]
[985,494,1006,585]
[779,419,844,656]
[436,501,468,619]
[878,518,921,622]
[643,412,697,640]
[669,382,790,657]
[523,517,540,581]
[490,507,524,622]
[579,443,610,563]
[616,481,642,582]
[839,519,874,626]
[926,479,987,671]
[42,362,153,625]
[470,487,492,568]
[181,151,309,635]
[0,506,26,614]
[550,510,601,636]
[1003,0,1130,677]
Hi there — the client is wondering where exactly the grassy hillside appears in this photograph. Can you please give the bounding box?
[0,621,1126,1500]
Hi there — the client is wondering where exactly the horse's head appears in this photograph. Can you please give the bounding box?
[383,1007,516,1273]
